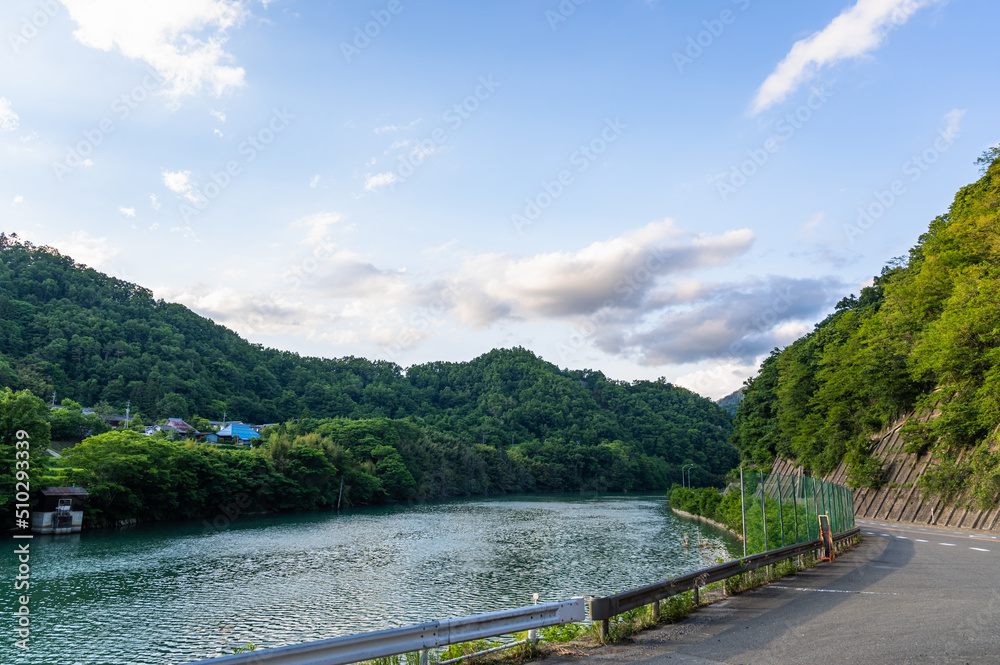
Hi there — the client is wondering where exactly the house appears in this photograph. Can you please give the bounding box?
[32,487,89,534]
[144,418,198,437]
[162,418,197,435]
[215,423,261,444]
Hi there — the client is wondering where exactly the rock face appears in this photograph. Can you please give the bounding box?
[770,414,1000,532]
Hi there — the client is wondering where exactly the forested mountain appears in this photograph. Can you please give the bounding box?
[0,234,738,502]
[731,147,1000,506]
[716,389,744,415]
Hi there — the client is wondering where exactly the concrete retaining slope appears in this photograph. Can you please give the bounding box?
[769,413,1000,532]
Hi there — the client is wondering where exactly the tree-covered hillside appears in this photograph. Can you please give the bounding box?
[0,234,738,493]
[731,147,1000,506]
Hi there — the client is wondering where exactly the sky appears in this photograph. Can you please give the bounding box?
[1,0,997,400]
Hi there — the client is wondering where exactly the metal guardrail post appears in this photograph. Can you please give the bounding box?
[740,466,747,557]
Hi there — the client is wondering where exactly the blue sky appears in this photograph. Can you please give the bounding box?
[1,0,996,398]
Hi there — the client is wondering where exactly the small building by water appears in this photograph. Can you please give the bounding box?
[32,487,89,534]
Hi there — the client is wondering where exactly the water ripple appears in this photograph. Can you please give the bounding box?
[2,493,739,665]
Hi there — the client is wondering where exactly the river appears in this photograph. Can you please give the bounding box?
[3,492,739,665]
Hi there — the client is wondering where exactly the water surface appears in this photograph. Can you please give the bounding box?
[2,492,738,664]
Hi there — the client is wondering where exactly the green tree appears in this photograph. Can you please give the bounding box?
[1,388,52,528]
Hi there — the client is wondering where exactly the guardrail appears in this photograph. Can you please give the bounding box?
[589,527,861,638]
[183,597,585,665]
[185,528,860,665]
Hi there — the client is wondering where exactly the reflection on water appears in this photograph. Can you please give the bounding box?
[2,493,738,665]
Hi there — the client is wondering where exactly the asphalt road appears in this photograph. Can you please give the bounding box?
[543,520,1000,664]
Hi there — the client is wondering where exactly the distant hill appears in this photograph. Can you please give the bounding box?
[716,388,744,415]
[731,146,1000,509]
[0,234,738,485]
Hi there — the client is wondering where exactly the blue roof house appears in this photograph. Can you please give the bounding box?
[216,424,261,444]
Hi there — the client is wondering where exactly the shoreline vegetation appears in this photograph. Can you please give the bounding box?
[669,506,742,540]
[2,380,736,530]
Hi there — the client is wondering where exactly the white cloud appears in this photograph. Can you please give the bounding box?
[119,205,136,217]
[292,212,342,245]
[82,158,94,167]
[364,172,397,192]
[309,175,320,188]
[60,0,249,98]
[149,193,161,210]
[12,195,24,207]
[752,0,937,114]
[210,108,226,122]
[374,119,421,134]
[0,97,19,131]
[452,220,755,326]
[162,168,201,203]
[213,128,223,137]
[52,231,119,268]
[942,107,965,140]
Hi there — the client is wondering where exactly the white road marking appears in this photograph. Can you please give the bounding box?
[880,533,891,537]
[769,585,900,596]
[896,536,908,539]
[915,539,928,542]
[940,543,956,547]
[970,547,990,552]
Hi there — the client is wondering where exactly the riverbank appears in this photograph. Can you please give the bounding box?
[670,507,742,541]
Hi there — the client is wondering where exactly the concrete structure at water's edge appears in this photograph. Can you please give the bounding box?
[32,487,89,534]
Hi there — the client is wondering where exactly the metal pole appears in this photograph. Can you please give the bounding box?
[834,484,842,533]
[740,466,747,558]
[850,487,856,528]
[760,470,768,552]
[792,473,800,544]
[811,476,819,540]
[824,482,831,531]
[776,473,785,547]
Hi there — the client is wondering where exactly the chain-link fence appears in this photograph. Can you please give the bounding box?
[736,469,855,557]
